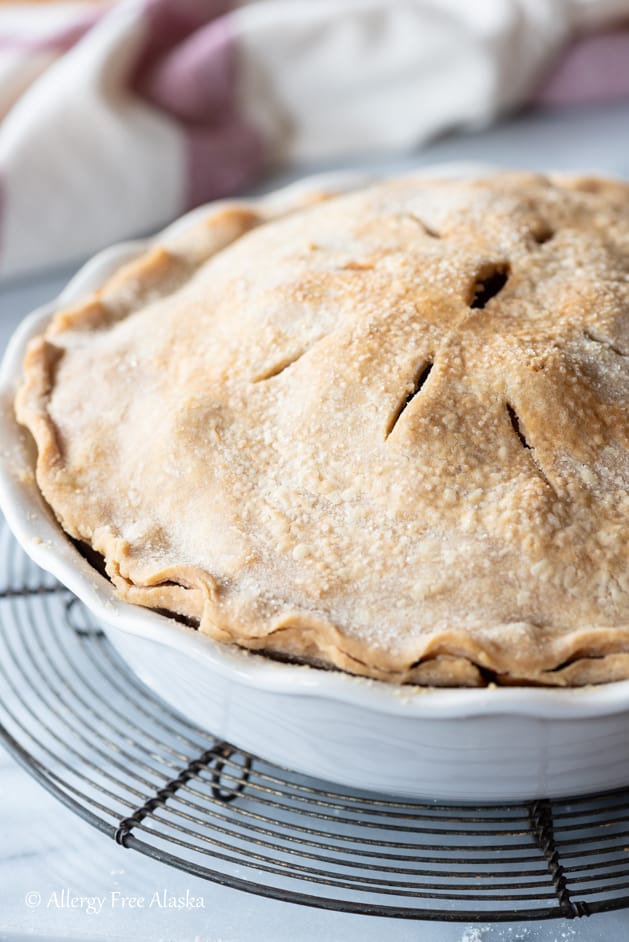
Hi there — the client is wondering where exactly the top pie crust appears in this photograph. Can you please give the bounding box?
[16,172,629,686]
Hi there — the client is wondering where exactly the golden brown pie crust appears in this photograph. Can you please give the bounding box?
[16,172,629,686]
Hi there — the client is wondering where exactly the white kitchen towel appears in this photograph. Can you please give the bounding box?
[0,0,628,279]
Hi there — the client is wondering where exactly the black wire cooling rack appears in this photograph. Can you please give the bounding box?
[2,523,629,923]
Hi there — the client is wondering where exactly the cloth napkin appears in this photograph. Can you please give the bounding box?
[1,0,628,279]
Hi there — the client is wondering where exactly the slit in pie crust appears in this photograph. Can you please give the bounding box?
[16,172,629,686]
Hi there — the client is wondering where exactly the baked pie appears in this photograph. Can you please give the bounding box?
[16,172,629,686]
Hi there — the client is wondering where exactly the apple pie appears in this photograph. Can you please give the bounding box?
[16,172,629,686]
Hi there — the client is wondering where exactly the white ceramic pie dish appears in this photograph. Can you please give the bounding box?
[2,166,629,802]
